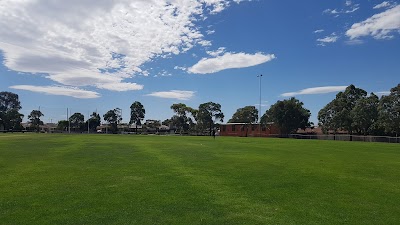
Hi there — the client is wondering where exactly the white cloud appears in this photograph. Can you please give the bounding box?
[188,52,276,74]
[314,29,325,33]
[0,0,247,95]
[323,4,359,15]
[206,30,216,35]
[174,66,187,71]
[376,91,390,96]
[206,47,226,57]
[317,33,339,46]
[10,85,100,99]
[281,86,347,97]
[373,1,392,9]
[146,90,195,100]
[346,5,400,39]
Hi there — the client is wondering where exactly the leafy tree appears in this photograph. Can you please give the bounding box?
[103,108,122,133]
[262,97,311,135]
[144,120,161,132]
[378,83,400,136]
[229,106,258,123]
[318,101,339,134]
[196,102,224,135]
[162,118,173,127]
[0,92,23,131]
[130,102,145,132]
[69,113,85,131]
[228,106,258,136]
[318,85,367,135]
[351,93,379,135]
[170,103,196,134]
[86,112,101,131]
[28,110,44,132]
[57,120,69,131]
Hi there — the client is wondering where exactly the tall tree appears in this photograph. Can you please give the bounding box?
[130,102,145,132]
[262,97,311,135]
[28,110,44,132]
[0,92,23,131]
[318,101,339,134]
[57,120,69,131]
[378,83,400,136]
[170,103,196,134]
[351,93,379,135]
[69,113,85,131]
[318,85,367,135]
[86,112,101,131]
[229,106,258,123]
[103,108,122,133]
[228,106,258,136]
[196,102,224,135]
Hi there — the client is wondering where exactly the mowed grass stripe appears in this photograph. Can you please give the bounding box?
[0,134,399,224]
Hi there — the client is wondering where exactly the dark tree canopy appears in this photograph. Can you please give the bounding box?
[0,92,21,112]
[170,103,196,133]
[228,106,258,124]
[57,120,69,131]
[351,93,379,135]
[28,110,44,132]
[69,112,85,131]
[104,108,122,133]
[262,97,311,135]
[318,85,367,134]
[86,112,101,131]
[196,102,224,135]
[0,92,23,130]
[378,83,400,136]
[130,101,145,132]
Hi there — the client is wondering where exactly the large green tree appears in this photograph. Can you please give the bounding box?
[170,103,196,134]
[351,93,380,135]
[69,112,85,131]
[229,106,258,123]
[318,85,367,135]
[57,120,69,131]
[28,110,44,132]
[0,92,23,131]
[196,102,224,136]
[86,112,101,132]
[104,108,122,133]
[130,101,145,132]
[378,84,400,136]
[262,97,311,135]
[228,106,258,137]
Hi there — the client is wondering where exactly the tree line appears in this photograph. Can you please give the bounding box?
[0,83,399,136]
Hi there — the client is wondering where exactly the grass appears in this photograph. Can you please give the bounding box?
[0,134,399,224]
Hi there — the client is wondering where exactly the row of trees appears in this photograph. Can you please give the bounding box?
[318,84,400,136]
[1,83,399,136]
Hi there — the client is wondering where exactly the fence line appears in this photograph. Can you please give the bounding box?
[288,134,400,144]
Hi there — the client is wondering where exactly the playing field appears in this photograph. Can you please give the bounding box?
[0,134,399,224]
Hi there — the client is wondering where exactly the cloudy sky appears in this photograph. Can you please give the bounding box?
[0,0,399,124]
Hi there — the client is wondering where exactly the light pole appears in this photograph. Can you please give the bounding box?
[257,74,262,137]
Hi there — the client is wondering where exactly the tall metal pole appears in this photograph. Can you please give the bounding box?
[67,108,70,133]
[88,111,90,134]
[258,74,262,137]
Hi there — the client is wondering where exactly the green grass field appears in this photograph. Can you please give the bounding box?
[0,134,399,224]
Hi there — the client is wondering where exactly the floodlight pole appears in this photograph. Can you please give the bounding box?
[88,111,90,134]
[257,74,262,137]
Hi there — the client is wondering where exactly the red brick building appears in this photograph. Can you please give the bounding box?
[219,123,280,137]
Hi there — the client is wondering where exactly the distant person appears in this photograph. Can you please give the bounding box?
[212,129,216,139]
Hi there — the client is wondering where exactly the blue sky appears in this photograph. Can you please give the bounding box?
[0,0,399,124]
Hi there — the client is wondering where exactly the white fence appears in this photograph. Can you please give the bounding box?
[288,134,400,144]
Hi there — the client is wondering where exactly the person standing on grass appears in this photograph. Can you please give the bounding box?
[212,129,216,139]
